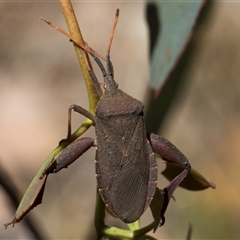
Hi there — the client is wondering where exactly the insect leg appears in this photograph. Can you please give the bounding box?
[47,137,96,174]
[65,104,96,140]
[148,133,191,225]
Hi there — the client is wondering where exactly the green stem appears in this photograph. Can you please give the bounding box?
[59,0,100,115]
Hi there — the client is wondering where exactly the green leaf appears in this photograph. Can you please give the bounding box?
[4,174,47,228]
[146,0,205,89]
[162,163,216,191]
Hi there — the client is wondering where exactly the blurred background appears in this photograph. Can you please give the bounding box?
[0,1,239,239]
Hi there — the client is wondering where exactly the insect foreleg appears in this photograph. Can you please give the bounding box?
[69,104,95,122]
[148,133,191,225]
[65,104,96,140]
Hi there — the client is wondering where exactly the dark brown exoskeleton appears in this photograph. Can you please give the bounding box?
[40,10,191,226]
[94,56,158,223]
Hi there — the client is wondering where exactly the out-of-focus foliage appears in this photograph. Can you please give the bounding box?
[146,0,205,90]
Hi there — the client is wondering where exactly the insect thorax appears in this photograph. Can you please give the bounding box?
[95,89,144,119]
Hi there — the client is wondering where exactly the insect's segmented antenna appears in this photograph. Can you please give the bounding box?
[107,9,119,57]
[90,9,119,82]
[38,16,105,61]
[92,55,107,78]
[106,9,119,77]
[39,9,120,87]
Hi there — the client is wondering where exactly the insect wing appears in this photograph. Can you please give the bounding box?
[95,114,157,222]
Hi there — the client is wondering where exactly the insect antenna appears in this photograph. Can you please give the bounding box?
[39,10,120,89]
[106,9,119,78]
[89,9,119,92]
[38,16,105,61]
[90,8,119,82]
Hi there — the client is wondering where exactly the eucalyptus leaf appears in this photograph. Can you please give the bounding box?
[147,0,205,89]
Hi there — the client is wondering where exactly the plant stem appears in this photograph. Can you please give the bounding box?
[59,0,100,114]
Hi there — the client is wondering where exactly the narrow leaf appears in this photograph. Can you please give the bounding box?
[4,174,47,228]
